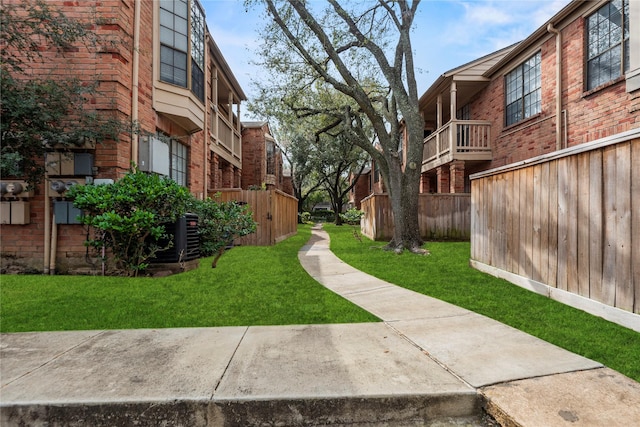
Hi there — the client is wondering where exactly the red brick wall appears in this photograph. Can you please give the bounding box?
[350,172,371,209]
[241,127,266,189]
[1,0,210,272]
[472,17,639,170]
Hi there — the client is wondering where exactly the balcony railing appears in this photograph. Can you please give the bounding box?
[422,120,492,171]
[212,109,242,160]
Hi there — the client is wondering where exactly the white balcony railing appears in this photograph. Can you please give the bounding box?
[422,120,492,171]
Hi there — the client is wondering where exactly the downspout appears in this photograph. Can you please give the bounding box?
[203,37,209,200]
[547,23,563,150]
[49,212,57,274]
[131,0,141,163]
[43,174,51,274]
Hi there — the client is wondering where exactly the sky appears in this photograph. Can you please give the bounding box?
[200,0,572,119]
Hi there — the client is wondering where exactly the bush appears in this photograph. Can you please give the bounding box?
[68,168,192,276]
[191,195,257,268]
[299,211,312,223]
[340,208,364,225]
[311,210,335,222]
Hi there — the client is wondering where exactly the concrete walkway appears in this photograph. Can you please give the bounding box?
[1,226,639,426]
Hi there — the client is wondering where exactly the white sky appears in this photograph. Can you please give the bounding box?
[200,0,572,118]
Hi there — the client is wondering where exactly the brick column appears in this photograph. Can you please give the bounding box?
[210,154,220,190]
[420,172,429,193]
[436,165,450,193]
[235,168,242,188]
[222,162,233,188]
[450,160,466,193]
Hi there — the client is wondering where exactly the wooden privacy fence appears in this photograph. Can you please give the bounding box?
[209,189,298,246]
[360,193,471,241]
[470,130,639,325]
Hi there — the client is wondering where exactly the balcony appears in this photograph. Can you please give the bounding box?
[422,120,492,172]
[210,105,242,167]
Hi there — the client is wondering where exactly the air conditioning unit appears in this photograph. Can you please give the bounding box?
[139,136,170,176]
[151,213,200,263]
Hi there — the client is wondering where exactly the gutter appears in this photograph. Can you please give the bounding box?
[131,0,141,163]
[547,23,563,150]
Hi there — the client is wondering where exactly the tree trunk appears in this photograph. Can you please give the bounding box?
[384,115,426,254]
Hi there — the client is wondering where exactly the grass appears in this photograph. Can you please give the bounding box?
[0,224,378,332]
[3,223,638,382]
[323,223,640,383]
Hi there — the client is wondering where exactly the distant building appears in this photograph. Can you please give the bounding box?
[241,121,290,194]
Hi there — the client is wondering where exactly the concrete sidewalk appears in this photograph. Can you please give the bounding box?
[1,227,639,426]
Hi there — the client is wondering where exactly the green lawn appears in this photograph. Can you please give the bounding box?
[323,223,640,383]
[2,223,638,383]
[0,224,377,332]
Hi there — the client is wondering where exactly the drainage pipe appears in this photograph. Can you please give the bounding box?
[547,23,563,150]
[49,211,57,274]
[43,176,51,274]
[131,0,141,163]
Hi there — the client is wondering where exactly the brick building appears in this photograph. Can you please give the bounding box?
[419,0,639,194]
[0,0,245,273]
[240,122,289,193]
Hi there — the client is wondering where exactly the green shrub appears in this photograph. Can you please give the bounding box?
[340,208,364,225]
[191,195,257,268]
[311,210,335,221]
[299,211,312,223]
[68,168,192,276]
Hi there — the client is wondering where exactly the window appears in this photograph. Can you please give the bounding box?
[159,0,188,87]
[171,140,188,186]
[266,140,276,175]
[159,0,205,101]
[505,52,541,126]
[190,0,205,101]
[586,0,629,90]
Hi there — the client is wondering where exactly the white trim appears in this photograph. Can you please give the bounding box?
[470,260,640,333]
[470,127,640,180]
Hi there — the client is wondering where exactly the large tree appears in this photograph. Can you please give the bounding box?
[255,0,425,253]
[249,77,369,224]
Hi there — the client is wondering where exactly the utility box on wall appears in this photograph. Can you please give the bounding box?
[46,152,94,176]
[54,201,83,224]
[0,201,31,224]
[139,137,170,176]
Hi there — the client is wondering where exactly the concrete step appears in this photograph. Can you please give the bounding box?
[0,325,485,426]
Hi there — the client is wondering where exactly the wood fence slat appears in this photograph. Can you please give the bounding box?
[589,150,604,304]
[615,142,632,311]
[471,181,480,260]
[532,165,542,282]
[540,162,550,285]
[504,172,513,271]
[632,140,640,314]
[517,169,527,276]
[557,157,569,291]
[602,145,617,306]
[524,167,534,279]
[566,156,579,295]
[577,153,591,297]
[548,159,558,288]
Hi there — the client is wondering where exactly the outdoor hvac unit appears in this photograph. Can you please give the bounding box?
[139,136,170,176]
[152,213,200,263]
